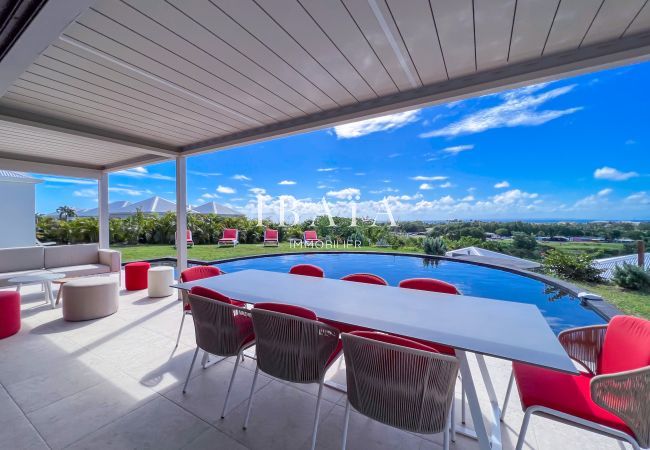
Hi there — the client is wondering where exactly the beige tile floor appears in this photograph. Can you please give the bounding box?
[0,274,634,450]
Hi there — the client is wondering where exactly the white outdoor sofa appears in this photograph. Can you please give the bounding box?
[0,244,121,287]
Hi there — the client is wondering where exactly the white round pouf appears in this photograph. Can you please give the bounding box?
[148,266,175,298]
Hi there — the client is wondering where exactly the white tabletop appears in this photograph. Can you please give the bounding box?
[176,269,577,373]
[8,271,65,283]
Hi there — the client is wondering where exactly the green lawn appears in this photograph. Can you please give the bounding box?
[111,243,424,263]
[544,241,626,257]
[575,282,650,320]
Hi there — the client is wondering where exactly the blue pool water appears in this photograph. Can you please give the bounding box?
[215,253,605,334]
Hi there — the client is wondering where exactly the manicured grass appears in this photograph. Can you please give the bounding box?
[111,243,424,263]
[544,241,626,256]
[576,282,650,319]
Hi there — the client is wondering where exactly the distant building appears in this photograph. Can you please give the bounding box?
[69,196,244,218]
[0,170,42,248]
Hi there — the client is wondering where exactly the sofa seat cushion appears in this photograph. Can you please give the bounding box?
[0,270,48,287]
[48,264,111,278]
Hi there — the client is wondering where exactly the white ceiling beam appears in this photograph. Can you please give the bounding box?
[0,0,97,97]
[183,31,650,156]
[102,155,169,173]
[0,155,101,179]
[0,111,180,158]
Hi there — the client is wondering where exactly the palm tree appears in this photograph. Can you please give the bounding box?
[56,205,77,221]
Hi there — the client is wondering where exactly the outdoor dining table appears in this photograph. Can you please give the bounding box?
[175,268,578,450]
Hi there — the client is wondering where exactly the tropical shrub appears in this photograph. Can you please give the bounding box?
[423,236,446,255]
[612,263,650,291]
[512,232,537,250]
[543,249,603,282]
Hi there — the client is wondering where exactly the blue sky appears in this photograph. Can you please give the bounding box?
[34,61,649,220]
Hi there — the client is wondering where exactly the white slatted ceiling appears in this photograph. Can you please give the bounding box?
[0,0,648,172]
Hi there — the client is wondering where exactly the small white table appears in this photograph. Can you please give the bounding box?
[9,272,65,309]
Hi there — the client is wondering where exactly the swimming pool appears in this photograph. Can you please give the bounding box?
[215,253,605,334]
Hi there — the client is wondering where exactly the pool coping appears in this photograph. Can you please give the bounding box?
[125,250,621,321]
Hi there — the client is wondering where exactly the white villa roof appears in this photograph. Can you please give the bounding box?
[0,169,41,184]
[71,197,243,217]
[190,201,244,217]
[1,1,649,177]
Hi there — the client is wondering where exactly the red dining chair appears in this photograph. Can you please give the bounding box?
[289,264,324,278]
[398,277,464,435]
[341,331,459,450]
[243,302,341,450]
[182,288,255,419]
[175,266,224,348]
[303,230,321,246]
[341,273,388,286]
[399,278,461,295]
[502,315,650,450]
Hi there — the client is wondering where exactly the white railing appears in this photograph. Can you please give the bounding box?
[593,254,649,280]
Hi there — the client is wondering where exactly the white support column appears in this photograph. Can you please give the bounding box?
[176,156,188,272]
[98,172,110,249]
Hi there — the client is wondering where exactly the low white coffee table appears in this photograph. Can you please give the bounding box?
[9,272,65,309]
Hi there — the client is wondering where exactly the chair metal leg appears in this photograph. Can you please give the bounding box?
[182,347,199,394]
[443,405,452,450]
[221,349,243,419]
[515,408,533,450]
[201,350,209,368]
[451,395,456,442]
[461,382,466,424]
[175,312,187,348]
[501,371,515,422]
[310,379,325,450]
[341,399,351,450]
[243,365,260,430]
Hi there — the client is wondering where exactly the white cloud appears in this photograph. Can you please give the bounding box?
[593,166,639,181]
[410,175,448,181]
[109,187,153,196]
[278,180,296,185]
[443,145,474,155]
[492,189,538,205]
[625,191,650,204]
[232,174,251,181]
[216,185,236,194]
[387,153,402,158]
[333,109,420,138]
[440,182,453,188]
[419,83,581,138]
[354,172,366,176]
[116,166,174,181]
[598,188,613,196]
[41,176,96,185]
[419,183,434,190]
[188,170,221,177]
[462,195,475,202]
[326,188,361,200]
[201,193,220,199]
[317,168,337,172]
[73,188,97,197]
[494,181,510,189]
[369,187,399,194]
[249,187,266,195]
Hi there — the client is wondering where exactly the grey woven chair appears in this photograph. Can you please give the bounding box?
[243,304,341,450]
[183,291,255,419]
[341,332,459,450]
[502,316,650,450]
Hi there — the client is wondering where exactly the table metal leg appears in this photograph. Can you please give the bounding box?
[456,350,492,450]
[476,354,503,450]
[45,282,56,309]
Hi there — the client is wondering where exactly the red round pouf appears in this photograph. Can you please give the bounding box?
[0,291,21,339]
[125,262,151,291]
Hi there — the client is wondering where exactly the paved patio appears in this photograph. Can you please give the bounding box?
[0,274,632,450]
